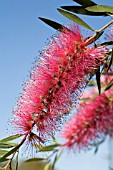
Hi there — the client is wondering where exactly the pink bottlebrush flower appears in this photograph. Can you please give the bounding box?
[13,24,108,143]
[61,89,113,151]
[79,74,113,106]
[79,86,98,106]
[101,74,113,88]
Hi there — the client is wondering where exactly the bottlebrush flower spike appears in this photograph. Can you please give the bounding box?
[13,24,108,143]
[61,88,113,151]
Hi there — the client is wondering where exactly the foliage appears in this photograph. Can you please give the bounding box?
[0,0,113,170]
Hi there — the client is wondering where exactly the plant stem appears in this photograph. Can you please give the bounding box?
[1,133,28,170]
[85,20,113,45]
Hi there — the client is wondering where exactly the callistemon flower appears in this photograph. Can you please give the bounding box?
[13,24,108,143]
[79,75,113,106]
[79,87,98,106]
[61,87,113,151]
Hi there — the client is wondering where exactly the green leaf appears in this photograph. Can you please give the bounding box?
[25,158,45,162]
[52,151,62,170]
[61,6,107,16]
[0,142,16,149]
[57,8,94,31]
[1,142,22,159]
[105,83,113,91]
[88,80,97,86]
[0,168,3,170]
[98,41,113,46]
[44,162,51,170]
[80,97,90,102]
[0,158,9,163]
[86,5,113,14]
[73,0,96,7]
[0,150,8,157]
[52,136,58,144]
[52,154,57,170]
[96,67,101,94]
[39,144,60,152]
[15,151,19,170]
[0,134,22,142]
[56,151,63,161]
[38,17,64,31]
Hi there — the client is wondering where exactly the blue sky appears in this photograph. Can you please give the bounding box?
[0,0,113,170]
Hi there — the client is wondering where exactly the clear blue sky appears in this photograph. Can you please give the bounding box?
[0,0,113,170]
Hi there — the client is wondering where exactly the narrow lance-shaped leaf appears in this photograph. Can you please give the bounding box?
[15,151,19,170]
[57,8,94,31]
[96,67,101,94]
[39,144,60,152]
[52,136,58,144]
[105,83,113,91]
[52,151,62,170]
[86,5,113,14]
[109,167,113,170]
[1,138,24,160]
[38,17,65,31]
[61,6,108,16]
[0,150,8,157]
[97,41,113,47]
[0,158,9,163]
[73,0,96,7]
[44,162,51,170]
[52,154,57,170]
[0,141,16,149]
[25,158,45,162]
[0,146,18,160]
[0,134,22,142]
[88,79,97,86]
